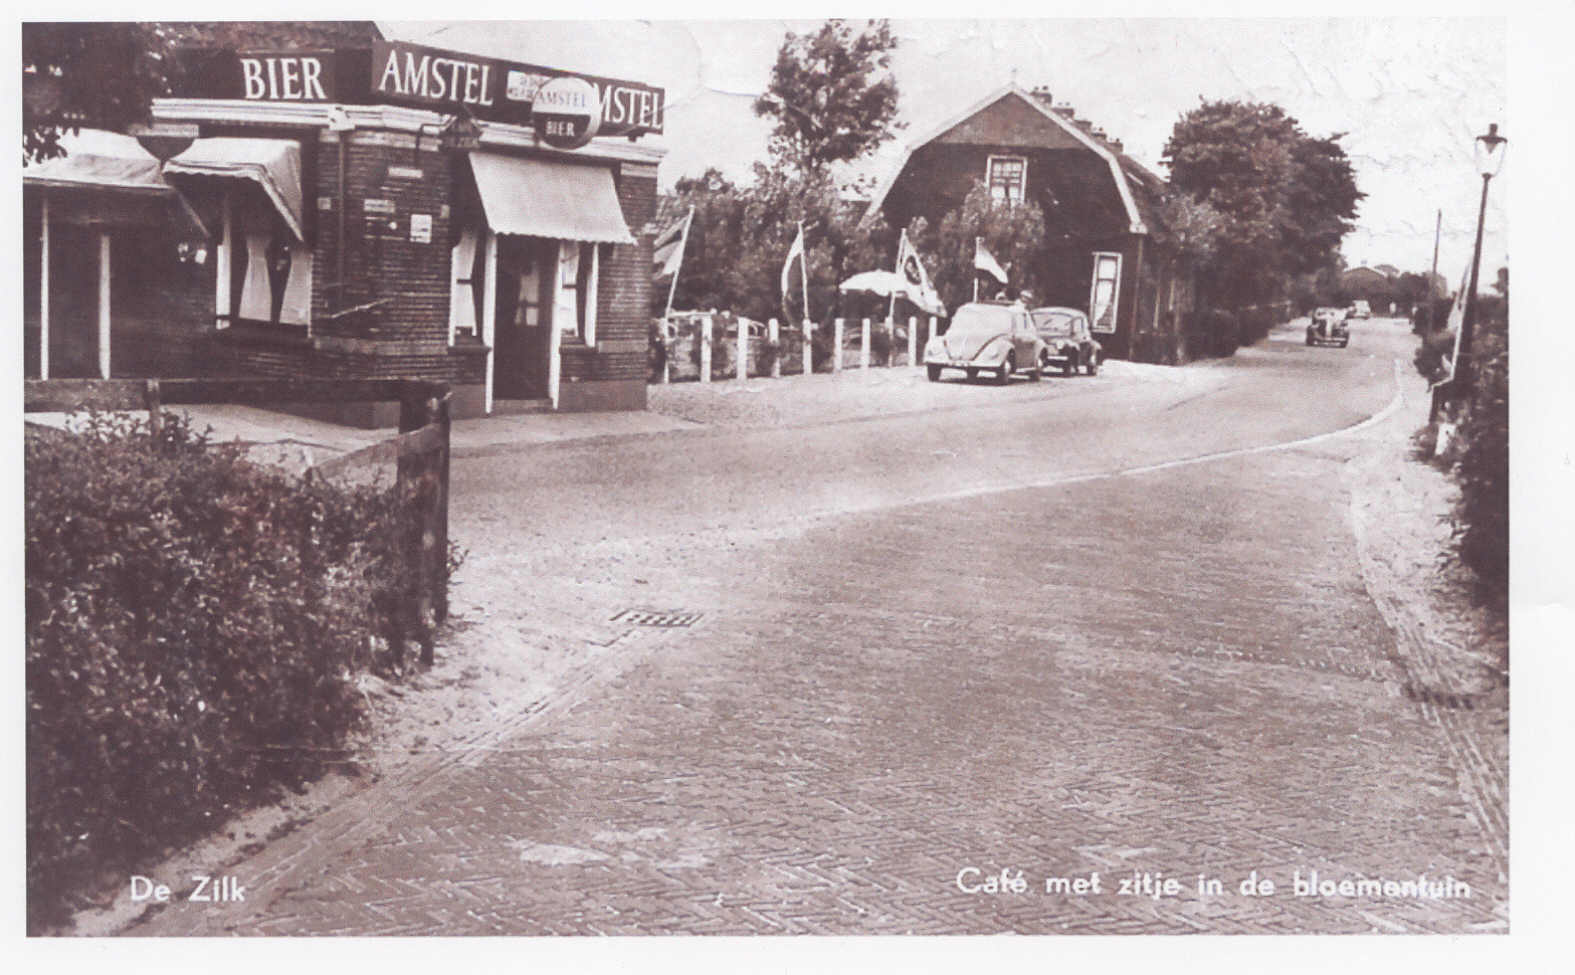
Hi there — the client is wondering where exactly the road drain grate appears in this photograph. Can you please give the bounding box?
[611,609,704,628]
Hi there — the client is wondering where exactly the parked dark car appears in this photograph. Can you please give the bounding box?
[1029,306,1102,375]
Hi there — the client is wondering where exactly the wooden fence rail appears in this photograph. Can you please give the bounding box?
[24,377,452,668]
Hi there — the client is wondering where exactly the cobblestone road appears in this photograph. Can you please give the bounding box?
[127,320,1506,936]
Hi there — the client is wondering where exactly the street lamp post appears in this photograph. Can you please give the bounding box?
[1449,123,1507,405]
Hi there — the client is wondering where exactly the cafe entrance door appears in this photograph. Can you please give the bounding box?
[492,236,554,401]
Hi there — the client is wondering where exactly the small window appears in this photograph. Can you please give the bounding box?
[1089,252,1122,334]
[987,155,1027,206]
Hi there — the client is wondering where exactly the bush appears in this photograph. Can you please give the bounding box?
[25,412,416,931]
[1414,329,1457,385]
[1453,328,1508,599]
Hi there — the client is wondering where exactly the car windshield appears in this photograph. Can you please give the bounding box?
[1031,310,1080,335]
[947,307,1011,337]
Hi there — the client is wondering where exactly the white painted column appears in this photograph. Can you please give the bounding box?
[802,320,813,375]
[908,315,918,367]
[860,318,871,371]
[97,232,112,378]
[700,314,712,383]
[736,317,749,382]
[481,231,499,414]
[768,318,781,378]
[38,197,50,380]
[548,241,564,409]
[833,318,844,373]
[215,194,232,330]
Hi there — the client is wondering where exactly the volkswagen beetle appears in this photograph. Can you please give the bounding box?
[924,302,1046,384]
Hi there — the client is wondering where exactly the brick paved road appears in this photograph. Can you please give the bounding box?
[128,319,1506,935]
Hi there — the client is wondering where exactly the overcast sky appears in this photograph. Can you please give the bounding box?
[391,18,1506,277]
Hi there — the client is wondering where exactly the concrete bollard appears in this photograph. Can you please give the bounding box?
[769,318,781,378]
[861,318,871,371]
[700,314,712,383]
[803,320,814,375]
[737,317,749,382]
[833,318,845,373]
[909,315,918,368]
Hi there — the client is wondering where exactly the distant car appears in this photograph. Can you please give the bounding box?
[924,302,1046,384]
[1028,306,1103,376]
[1306,307,1350,347]
[1347,299,1371,320]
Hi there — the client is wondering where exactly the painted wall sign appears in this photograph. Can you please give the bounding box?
[370,40,664,138]
[237,51,337,101]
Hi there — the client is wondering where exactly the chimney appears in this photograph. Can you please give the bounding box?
[1108,139,1124,154]
[1029,85,1054,106]
[1053,101,1075,117]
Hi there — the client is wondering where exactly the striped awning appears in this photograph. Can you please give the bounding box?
[468,152,634,245]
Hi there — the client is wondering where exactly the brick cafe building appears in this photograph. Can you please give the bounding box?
[23,23,665,421]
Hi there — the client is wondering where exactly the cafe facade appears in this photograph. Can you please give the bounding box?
[68,26,666,422]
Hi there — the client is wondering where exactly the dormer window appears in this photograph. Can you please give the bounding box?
[987,155,1027,206]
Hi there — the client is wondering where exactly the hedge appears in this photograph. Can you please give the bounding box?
[26,411,417,931]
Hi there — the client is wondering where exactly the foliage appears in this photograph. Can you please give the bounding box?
[657,163,897,326]
[1414,328,1458,385]
[908,180,1048,310]
[25,412,426,931]
[753,19,901,177]
[1452,322,1508,600]
[22,22,175,163]
[1152,191,1226,269]
[1162,100,1363,309]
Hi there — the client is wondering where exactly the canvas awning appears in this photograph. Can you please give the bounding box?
[164,137,305,242]
[23,132,207,235]
[468,152,635,245]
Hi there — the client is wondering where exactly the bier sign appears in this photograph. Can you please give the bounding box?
[236,51,336,101]
[370,39,663,140]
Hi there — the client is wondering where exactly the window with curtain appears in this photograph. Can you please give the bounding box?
[987,156,1027,206]
[230,189,311,328]
[1089,251,1122,334]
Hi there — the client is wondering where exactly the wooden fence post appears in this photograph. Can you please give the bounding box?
[768,318,781,378]
[700,314,713,383]
[143,379,161,438]
[737,317,749,382]
[833,318,844,373]
[908,315,918,367]
[660,323,670,384]
[860,318,871,371]
[803,320,813,375]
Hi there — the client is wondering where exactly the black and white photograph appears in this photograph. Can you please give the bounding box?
[13,7,1561,959]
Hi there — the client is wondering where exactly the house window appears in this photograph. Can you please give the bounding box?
[987,155,1027,206]
[1089,251,1122,334]
[449,226,483,343]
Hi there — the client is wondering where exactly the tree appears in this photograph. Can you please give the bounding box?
[753,20,901,178]
[1161,100,1362,310]
[908,180,1047,311]
[22,22,175,162]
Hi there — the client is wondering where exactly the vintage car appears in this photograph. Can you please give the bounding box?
[1347,299,1372,320]
[923,302,1046,384]
[1306,307,1350,347]
[1029,306,1103,376]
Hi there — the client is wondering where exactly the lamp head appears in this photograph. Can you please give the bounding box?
[1475,123,1507,178]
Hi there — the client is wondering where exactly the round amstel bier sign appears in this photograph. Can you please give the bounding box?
[533,76,601,149]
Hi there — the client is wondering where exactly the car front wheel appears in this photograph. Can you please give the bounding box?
[1063,352,1076,377]
[927,364,942,382]
[997,352,1014,385]
[1086,354,1098,376]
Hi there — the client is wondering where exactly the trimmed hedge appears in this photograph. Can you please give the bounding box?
[26,412,414,931]
[1453,327,1508,599]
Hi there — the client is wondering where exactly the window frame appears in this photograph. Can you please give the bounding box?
[1089,251,1123,335]
[986,154,1028,207]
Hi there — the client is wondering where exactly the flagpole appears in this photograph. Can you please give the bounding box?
[799,221,810,324]
[663,206,693,319]
[888,229,903,323]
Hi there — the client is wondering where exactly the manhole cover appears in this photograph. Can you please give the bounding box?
[611,609,704,628]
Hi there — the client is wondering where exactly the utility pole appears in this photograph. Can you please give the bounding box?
[1428,209,1441,330]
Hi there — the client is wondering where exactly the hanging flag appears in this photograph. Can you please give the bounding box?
[974,237,1008,285]
[652,206,694,280]
[895,230,945,315]
[781,222,806,298]
[1435,257,1473,387]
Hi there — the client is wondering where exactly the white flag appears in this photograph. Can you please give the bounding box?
[781,223,806,298]
[896,231,945,316]
[653,206,693,280]
[1437,258,1473,386]
[974,237,1008,285]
